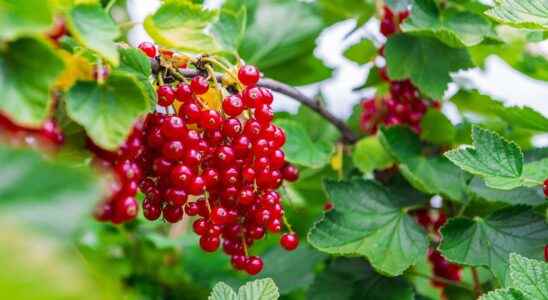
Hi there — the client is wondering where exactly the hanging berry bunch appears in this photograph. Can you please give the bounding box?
[360,6,439,135]
[0,109,64,150]
[91,41,301,275]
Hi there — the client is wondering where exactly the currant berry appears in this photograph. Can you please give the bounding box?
[200,109,223,130]
[143,198,162,221]
[280,233,299,251]
[200,236,220,252]
[242,86,263,108]
[191,76,209,95]
[161,116,186,140]
[193,218,208,235]
[163,205,184,223]
[138,42,157,58]
[254,104,273,125]
[165,188,188,206]
[222,95,245,117]
[238,65,260,86]
[231,255,247,270]
[162,140,185,161]
[176,83,193,102]
[245,256,263,275]
[188,176,205,195]
[157,85,176,107]
[282,164,299,182]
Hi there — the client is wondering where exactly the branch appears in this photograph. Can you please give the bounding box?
[177,68,359,144]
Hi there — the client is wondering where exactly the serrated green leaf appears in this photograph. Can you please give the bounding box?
[420,108,455,145]
[66,3,120,65]
[118,48,155,108]
[275,119,334,168]
[352,135,394,173]
[445,126,545,189]
[257,246,326,295]
[211,278,279,300]
[0,37,65,127]
[344,39,377,65]
[262,53,332,86]
[439,206,548,284]
[0,0,54,40]
[479,288,530,300]
[0,146,101,205]
[385,34,473,99]
[468,177,545,206]
[496,106,548,132]
[485,0,548,30]
[65,71,150,151]
[380,126,468,202]
[402,0,495,47]
[211,7,246,53]
[308,179,428,276]
[307,258,414,300]
[317,0,375,24]
[507,253,548,299]
[144,0,220,53]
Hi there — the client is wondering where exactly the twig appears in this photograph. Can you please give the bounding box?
[471,267,483,298]
[176,68,359,144]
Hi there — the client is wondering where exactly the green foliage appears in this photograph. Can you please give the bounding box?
[66,3,120,65]
[402,0,496,47]
[0,37,65,127]
[486,0,548,30]
[344,39,377,65]
[445,126,546,189]
[385,34,474,98]
[352,135,394,173]
[308,179,428,276]
[0,0,54,40]
[420,108,456,145]
[65,71,150,150]
[209,278,279,300]
[439,206,548,284]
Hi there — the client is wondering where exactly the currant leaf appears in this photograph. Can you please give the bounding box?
[485,0,548,30]
[507,253,548,299]
[0,0,54,40]
[209,278,280,300]
[352,135,394,174]
[308,179,428,276]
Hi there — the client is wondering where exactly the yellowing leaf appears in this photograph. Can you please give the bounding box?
[55,50,94,91]
[200,87,222,111]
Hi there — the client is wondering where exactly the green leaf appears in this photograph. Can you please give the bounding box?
[380,126,468,202]
[118,47,155,108]
[420,108,455,145]
[275,119,334,168]
[401,0,495,47]
[385,34,473,99]
[386,0,411,12]
[479,289,529,300]
[485,0,548,30]
[0,0,54,40]
[468,177,545,206]
[507,253,548,299]
[317,0,375,24]
[344,39,377,65]
[445,126,545,189]
[262,53,332,86]
[439,206,548,284]
[307,258,415,300]
[308,179,428,276]
[352,135,394,173]
[0,146,101,205]
[144,0,220,53]
[239,0,323,69]
[66,3,120,65]
[211,7,247,53]
[258,246,326,295]
[65,71,150,151]
[0,37,65,127]
[209,278,280,300]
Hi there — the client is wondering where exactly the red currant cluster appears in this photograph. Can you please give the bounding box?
[360,6,439,135]
[0,112,64,149]
[543,178,547,198]
[92,42,301,275]
[415,208,462,295]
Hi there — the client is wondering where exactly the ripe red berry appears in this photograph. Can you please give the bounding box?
[245,256,263,275]
[161,116,186,140]
[162,140,185,161]
[157,85,175,107]
[238,65,260,86]
[282,164,299,182]
[222,118,242,137]
[165,188,188,206]
[193,218,208,235]
[143,198,162,220]
[191,76,209,95]
[280,233,299,251]
[163,205,184,223]
[380,18,396,37]
[242,86,263,109]
[200,235,220,252]
[545,245,548,262]
[200,109,222,130]
[114,196,139,222]
[254,104,273,125]
[210,207,231,225]
[138,41,157,58]
[170,164,194,188]
[176,83,193,102]
[222,95,245,116]
[188,176,205,195]
[180,102,202,124]
[231,255,247,270]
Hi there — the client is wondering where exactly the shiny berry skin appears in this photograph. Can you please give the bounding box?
[222,118,242,137]
[185,201,200,216]
[245,256,263,275]
[191,76,209,95]
[153,157,173,176]
[193,218,208,235]
[258,87,273,105]
[115,160,142,182]
[222,95,245,116]
[231,255,247,270]
[161,116,186,140]
[157,85,176,107]
[254,104,273,125]
[544,179,548,197]
[115,196,139,222]
[210,207,230,225]
[280,233,299,251]
[242,86,263,108]
[170,164,194,188]
[180,102,202,124]
[163,205,184,223]
[267,218,282,233]
[216,146,236,166]
[282,164,299,182]
[200,236,220,252]
[203,168,220,188]
[188,176,205,195]
[138,42,157,58]
[380,18,396,37]
[544,245,548,262]
[165,188,188,206]
[143,198,162,220]
[238,188,255,205]
[200,109,223,130]
[176,83,193,102]
[238,65,260,86]
[162,140,185,161]
[270,149,285,169]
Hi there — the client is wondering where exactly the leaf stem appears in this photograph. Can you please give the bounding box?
[105,0,117,12]
[471,267,483,298]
